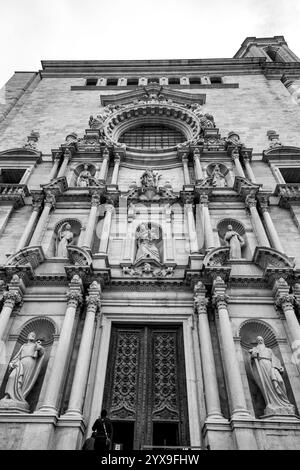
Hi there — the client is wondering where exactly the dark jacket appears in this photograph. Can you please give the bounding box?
[92,417,113,439]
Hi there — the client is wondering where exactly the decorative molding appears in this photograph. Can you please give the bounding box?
[6,246,45,269]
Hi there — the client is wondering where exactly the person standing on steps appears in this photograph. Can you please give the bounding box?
[92,409,113,453]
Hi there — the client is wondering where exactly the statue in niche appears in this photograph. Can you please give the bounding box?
[211,164,227,187]
[140,169,161,189]
[77,165,93,187]
[1,332,44,404]
[224,224,244,259]
[56,222,74,257]
[249,336,295,416]
[135,223,160,264]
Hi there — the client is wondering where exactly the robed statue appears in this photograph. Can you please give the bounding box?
[249,336,295,416]
[2,332,44,405]
[135,224,160,264]
[77,165,92,187]
[56,223,73,257]
[211,164,226,188]
[224,224,244,259]
[140,169,160,190]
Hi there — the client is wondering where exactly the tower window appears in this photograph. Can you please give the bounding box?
[148,78,159,84]
[279,168,300,183]
[168,77,180,85]
[86,78,98,86]
[210,76,222,84]
[127,78,139,86]
[189,77,201,85]
[119,124,186,149]
[0,168,26,184]
[107,78,118,86]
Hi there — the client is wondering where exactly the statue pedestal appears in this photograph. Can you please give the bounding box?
[262,403,296,417]
[0,398,29,414]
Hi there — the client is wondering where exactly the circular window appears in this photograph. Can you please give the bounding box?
[118,124,186,149]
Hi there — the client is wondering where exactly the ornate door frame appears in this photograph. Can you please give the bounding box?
[102,324,190,449]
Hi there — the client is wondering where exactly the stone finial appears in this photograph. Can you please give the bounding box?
[267,130,282,148]
[24,130,40,150]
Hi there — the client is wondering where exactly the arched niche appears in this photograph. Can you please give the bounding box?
[205,162,231,187]
[239,320,296,418]
[70,163,97,187]
[0,317,56,412]
[216,218,250,259]
[134,222,163,265]
[48,218,82,258]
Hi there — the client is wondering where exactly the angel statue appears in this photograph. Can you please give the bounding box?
[1,332,44,406]
[56,222,74,257]
[135,223,161,264]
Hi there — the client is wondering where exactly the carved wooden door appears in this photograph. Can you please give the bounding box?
[102,325,189,450]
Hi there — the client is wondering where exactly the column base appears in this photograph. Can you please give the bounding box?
[36,405,58,415]
[63,408,83,418]
[206,412,227,421]
[231,409,253,420]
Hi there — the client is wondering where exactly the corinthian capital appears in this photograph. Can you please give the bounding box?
[45,192,56,208]
[245,194,257,208]
[274,293,295,311]
[66,290,83,308]
[91,191,101,207]
[3,290,23,308]
[86,280,102,313]
[212,293,229,309]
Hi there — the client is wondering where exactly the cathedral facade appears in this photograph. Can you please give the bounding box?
[0,36,300,449]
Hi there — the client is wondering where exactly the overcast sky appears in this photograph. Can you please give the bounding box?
[1,0,300,87]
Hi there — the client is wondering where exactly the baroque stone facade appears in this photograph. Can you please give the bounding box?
[0,36,300,449]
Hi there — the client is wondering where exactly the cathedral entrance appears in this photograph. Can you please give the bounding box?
[102,325,190,450]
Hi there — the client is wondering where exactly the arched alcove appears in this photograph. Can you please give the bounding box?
[239,320,296,418]
[0,317,56,412]
[216,218,250,259]
[49,218,82,258]
[71,163,97,187]
[205,162,230,187]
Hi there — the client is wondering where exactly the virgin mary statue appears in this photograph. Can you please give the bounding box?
[2,332,44,404]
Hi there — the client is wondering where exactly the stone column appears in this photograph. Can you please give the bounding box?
[163,204,175,261]
[273,278,300,345]
[38,275,83,414]
[65,281,101,416]
[0,275,24,341]
[57,148,71,178]
[194,282,224,419]
[212,277,251,418]
[200,194,215,250]
[243,156,257,183]
[231,149,245,178]
[98,148,110,182]
[81,192,100,250]
[30,192,56,246]
[193,148,204,181]
[258,197,284,252]
[186,203,199,253]
[111,154,121,185]
[16,194,44,251]
[99,204,114,253]
[246,194,270,247]
[182,153,191,185]
[49,153,61,181]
